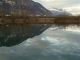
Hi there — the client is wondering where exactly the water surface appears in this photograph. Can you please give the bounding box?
[0,24,80,60]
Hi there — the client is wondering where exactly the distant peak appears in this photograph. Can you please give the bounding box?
[49,7,64,12]
[49,7,72,16]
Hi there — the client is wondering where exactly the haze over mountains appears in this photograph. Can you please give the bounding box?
[49,7,72,16]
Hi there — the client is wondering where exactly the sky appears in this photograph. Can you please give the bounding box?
[33,0,80,15]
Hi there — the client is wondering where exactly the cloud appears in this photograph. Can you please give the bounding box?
[63,4,80,15]
[33,0,80,8]
[33,0,80,15]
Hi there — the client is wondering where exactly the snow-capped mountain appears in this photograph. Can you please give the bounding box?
[49,7,72,16]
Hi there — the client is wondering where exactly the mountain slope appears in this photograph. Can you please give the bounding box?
[0,0,53,16]
[49,7,72,16]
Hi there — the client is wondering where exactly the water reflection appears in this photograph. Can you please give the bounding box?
[0,24,52,47]
[0,24,80,60]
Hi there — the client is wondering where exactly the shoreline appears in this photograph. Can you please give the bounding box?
[0,16,80,24]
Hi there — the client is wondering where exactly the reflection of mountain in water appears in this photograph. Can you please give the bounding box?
[0,24,52,47]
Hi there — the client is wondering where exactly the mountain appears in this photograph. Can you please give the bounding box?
[49,7,72,16]
[0,0,53,16]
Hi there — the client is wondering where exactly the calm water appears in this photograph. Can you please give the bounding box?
[0,24,80,60]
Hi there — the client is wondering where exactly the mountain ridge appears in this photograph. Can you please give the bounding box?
[0,0,53,16]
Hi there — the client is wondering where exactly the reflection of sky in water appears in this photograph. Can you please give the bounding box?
[0,25,80,60]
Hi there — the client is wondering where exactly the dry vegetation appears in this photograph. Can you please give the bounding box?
[0,15,80,24]
[55,15,80,23]
[0,7,80,24]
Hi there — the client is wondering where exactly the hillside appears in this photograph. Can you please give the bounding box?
[0,0,53,16]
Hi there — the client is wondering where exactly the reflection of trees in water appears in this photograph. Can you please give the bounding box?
[0,23,79,47]
[54,23,80,29]
[0,24,51,47]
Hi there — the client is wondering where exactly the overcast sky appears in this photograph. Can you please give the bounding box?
[33,0,80,15]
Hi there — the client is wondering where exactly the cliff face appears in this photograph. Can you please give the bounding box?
[0,0,53,16]
[0,24,52,47]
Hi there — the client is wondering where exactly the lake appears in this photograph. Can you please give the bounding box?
[0,24,80,60]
